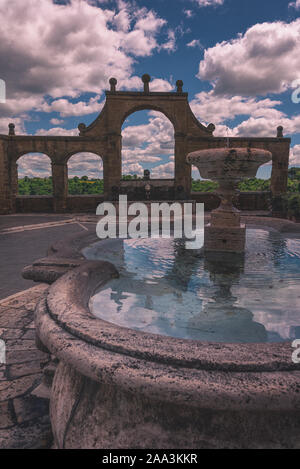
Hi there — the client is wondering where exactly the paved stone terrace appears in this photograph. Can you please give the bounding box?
[0,284,52,449]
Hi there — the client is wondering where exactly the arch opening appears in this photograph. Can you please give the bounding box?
[121,110,175,181]
[17,153,53,195]
[67,152,104,195]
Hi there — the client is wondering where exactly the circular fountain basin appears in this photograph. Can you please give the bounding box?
[186,147,272,181]
[84,229,300,344]
[33,217,300,449]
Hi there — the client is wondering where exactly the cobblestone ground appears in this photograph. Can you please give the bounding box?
[0,284,52,449]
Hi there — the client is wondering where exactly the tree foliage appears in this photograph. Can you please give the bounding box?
[18,169,300,195]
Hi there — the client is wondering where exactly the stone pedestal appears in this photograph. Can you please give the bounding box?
[187,147,272,254]
[204,223,246,253]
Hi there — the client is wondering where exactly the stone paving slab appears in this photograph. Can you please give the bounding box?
[0,284,52,449]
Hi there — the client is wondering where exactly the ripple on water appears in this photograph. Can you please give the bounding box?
[83,229,300,343]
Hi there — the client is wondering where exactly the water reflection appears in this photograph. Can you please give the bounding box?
[84,229,300,343]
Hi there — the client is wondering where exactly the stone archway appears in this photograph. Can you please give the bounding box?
[0,75,292,214]
[79,76,214,199]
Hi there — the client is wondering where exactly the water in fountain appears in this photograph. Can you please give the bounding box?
[84,229,300,343]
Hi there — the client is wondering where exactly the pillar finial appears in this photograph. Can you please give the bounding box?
[277,126,283,138]
[8,123,15,136]
[176,80,183,93]
[207,123,215,134]
[78,123,86,135]
[142,74,151,93]
[109,77,117,92]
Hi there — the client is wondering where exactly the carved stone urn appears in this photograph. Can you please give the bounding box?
[187,147,272,253]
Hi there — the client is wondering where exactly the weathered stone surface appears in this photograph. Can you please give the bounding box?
[0,374,40,401]
[0,309,32,328]
[5,339,37,351]
[0,415,52,449]
[0,401,15,429]
[0,328,23,340]
[21,329,36,340]
[13,395,49,424]
[187,147,272,253]
[0,285,52,449]
[8,361,43,379]
[32,237,300,449]
[6,349,49,365]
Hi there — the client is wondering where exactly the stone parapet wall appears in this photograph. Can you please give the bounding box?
[14,191,270,213]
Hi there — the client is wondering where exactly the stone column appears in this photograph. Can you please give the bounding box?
[10,159,18,213]
[0,138,12,214]
[174,133,189,199]
[52,163,68,212]
[104,134,122,200]
[270,139,291,196]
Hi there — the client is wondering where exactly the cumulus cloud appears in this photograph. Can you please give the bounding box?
[198,18,300,95]
[290,145,300,165]
[0,0,169,121]
[50,118,64,125]
[190,90,300,138]
[190,92,283,125]
[35,127,79,136]
[0,117,25,134]
[68,152,103,178]
[17,153,52,178]
[122,111,174,176]
[39,95,104,117]
[151,162,174,178]
[289,1,300,10]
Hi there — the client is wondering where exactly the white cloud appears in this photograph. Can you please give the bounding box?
[186,39,203,49]
[0,0,168,120]
[289,1,300,10]
[35,127,79,136]
[190,92,283,125]
[151,162,174,178]
[290,145,300,165]
[50,118,64,125]
[0,117,25,135]
[150,79,174,92]
[198,18,300,95]
[17,153,52,178]
[68,153,103,177]
[190,90,300,138]
[183,9,194,18]
[159,29,176,53]
[39,95,104,117]
[121,111,174,176]
[193,0,224,6]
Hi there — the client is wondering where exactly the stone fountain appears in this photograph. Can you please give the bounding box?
[187,147,272,253]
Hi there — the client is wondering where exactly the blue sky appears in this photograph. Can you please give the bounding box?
[0,0,299,179]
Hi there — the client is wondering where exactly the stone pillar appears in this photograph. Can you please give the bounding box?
[52,163,68,212]
[0,138,12,214]
[270,140,290,196]
[174,133,189,199]
[104,134,122,200]
[10,159,18,213]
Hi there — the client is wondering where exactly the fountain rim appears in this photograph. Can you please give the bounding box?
[33,216,300,376]
[186,146,273,160]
